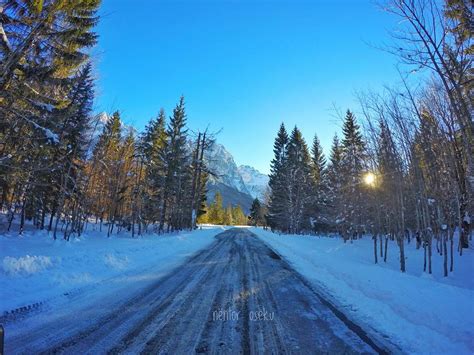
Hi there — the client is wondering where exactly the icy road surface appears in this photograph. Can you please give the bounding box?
[5,228,382,354]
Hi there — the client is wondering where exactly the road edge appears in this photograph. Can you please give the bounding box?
[250,229,403,355]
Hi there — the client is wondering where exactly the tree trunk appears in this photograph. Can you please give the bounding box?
[6,188,17,232]
[53,212,61,240]
[428,233,432,274]
[108,219,115,237]
[450,228,454,272]
[19,198,26,235]
[380,234,383,257]
[40,207,46,230]
[423,240,427,272]
[460,227,469,250]
[399,234,406,272]
[374,234,378,264]
[48,206,56,232]
[439,233,443,256]
[189,133,201,229]
[63,220,70,241]
[443,230,448,277]
[159,191,168,233]
[384,236,388,262]
[7,209,14,232]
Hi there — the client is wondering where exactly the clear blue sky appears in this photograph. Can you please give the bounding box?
[94,0,401,174]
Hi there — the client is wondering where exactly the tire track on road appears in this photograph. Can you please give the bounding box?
[8,228,389,354]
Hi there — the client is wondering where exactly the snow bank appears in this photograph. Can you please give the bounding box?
[103,253,130,270]
[3,255,53,276]
[0,225,225,314]
[252,228,474,354]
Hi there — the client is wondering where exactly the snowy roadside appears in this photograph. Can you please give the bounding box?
[252,227,474,354]
[0,225,225,318]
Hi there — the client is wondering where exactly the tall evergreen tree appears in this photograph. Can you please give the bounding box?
[223,205,234,226]
[326,134,344,231]
[207,192,224,225]
[310,135,326,184]
[159,97,191,231]
[52,63,95,239]
[250,198,264,226]
[1,0,100,92]
[197,202,209,224]
[141,109,167,225]
[340,110,367,238]
[286,126,313,233]
[268,123,290,231]
[309,134,329,231]
[232,205,247,225]
[1,1,100,234]
[87,111,123,232]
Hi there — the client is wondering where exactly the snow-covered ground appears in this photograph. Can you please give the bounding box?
[252,228,474,354]
[1,224,225,315]
[2,222,472,353]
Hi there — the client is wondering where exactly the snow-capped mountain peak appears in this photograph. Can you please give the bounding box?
[203,143,269,209]
[205,143,250,196]
[237,165,269,201]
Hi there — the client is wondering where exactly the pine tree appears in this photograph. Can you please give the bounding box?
[340,110,367,239]
[114,128,136,233]
[158,97,191,232]
[21,63,95,237]
[269,123,289,185]
[232,205,247,225]
[87,111,123,233]
[53,64,95,239]
[195,168,209,224]
[223,205,234,226]
[250,198,265,226]
[326,134,344,231]
[141,110,167,225]
[286,126,313,233]
[1,1,100,235]
[311,135,327,185]
[142,109,167,163]
[309,134,329,231]
[197,202,209,224]
[268,123,290,231]
[208,192,224,225]
[1,0,100,92]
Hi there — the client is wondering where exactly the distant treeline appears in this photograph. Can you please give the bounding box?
[198,192,266,226]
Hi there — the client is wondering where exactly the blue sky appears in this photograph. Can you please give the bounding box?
[94,0,402,174]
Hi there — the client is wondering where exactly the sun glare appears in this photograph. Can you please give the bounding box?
[364,172,376,186]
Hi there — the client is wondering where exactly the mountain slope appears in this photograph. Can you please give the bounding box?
[206,182,254,214]
[205,143,250,195]
[203,143,269,213]
[237,165,269,200]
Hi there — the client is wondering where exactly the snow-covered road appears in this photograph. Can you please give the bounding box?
[3,228,382,354]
